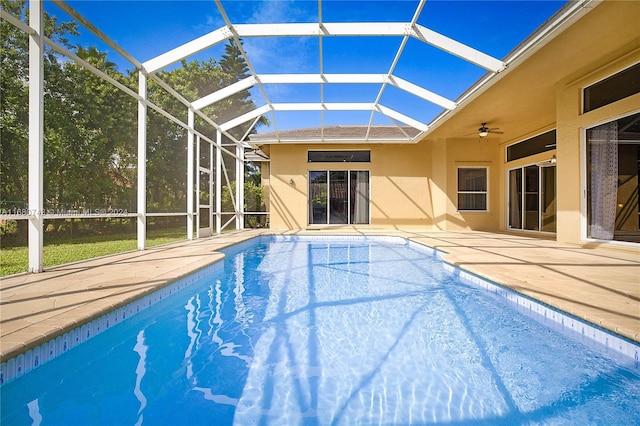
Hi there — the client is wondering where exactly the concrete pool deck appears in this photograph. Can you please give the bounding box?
[1,229,639,363]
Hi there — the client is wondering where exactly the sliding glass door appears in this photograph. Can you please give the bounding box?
[309,170,369,225]
[508,165,556,233]
[586,113,639,242]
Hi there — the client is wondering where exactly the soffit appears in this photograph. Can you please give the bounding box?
[423,0,640,145]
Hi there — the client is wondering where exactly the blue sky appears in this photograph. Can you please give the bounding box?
[51,0,567,133]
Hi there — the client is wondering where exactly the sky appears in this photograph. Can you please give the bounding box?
[47,0,568,134]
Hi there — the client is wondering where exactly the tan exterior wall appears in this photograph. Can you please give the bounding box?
[553,0,640,245]
[262,0,640,250]
[423,137,502,231]
[447,138,501,231]
[267,137,502,231]
[268,143,435,230]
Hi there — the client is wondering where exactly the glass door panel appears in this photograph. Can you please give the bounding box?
[309,171,328,225]
[524,165,540,230]
[350,171,369,224]
[541,166,556,232]
[508,169,523,229]
[329,171,348,224]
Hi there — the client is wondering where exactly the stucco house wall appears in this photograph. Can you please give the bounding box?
[268,143,435,230]
[262,0,639,250]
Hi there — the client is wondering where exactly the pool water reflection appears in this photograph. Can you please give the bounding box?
[1,237,639,425]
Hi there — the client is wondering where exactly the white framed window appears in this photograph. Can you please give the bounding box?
[457,167,488,211]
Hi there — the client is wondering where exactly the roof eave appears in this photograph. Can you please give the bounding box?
[421,0,601,139]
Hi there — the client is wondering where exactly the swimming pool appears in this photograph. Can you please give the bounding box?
[1,236,639,425]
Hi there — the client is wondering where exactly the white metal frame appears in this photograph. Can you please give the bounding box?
[196,135,216,238]
[0,0,597,272]
[27,0,44,272]
[1,1,249,271]
[142,0,510,143]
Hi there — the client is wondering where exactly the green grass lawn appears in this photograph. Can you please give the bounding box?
[0,228,187,277]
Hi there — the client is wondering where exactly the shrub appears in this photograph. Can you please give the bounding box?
[0,220,18,236]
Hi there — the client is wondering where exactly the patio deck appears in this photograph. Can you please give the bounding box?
[1,229,639,363]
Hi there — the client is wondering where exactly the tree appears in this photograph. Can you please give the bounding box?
[0,0,78,210]
[2,9,265,231]
[146,42,267,214]
[218,39,268,140]
[43,45,136,211]
[144,58,226,212]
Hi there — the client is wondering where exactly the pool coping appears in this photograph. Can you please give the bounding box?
[1,230,639,384]
[0,230,268,362]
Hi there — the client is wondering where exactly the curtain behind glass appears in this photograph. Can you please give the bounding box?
[588,122,618,240]
[350,171,369,224]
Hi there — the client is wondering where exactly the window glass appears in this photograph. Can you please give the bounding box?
[509,168,523,228]
[584,63,640,113]
[506,130,556,162]
[309,171,327,225]
[308,151,370,163]
[508,165,556,233]
[457,168,487,211]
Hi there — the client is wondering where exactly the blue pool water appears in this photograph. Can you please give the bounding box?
[1,237,639,425]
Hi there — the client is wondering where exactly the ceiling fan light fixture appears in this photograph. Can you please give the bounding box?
[478,123,490,138]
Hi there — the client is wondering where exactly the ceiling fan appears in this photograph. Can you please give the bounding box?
[477,122,503,138]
